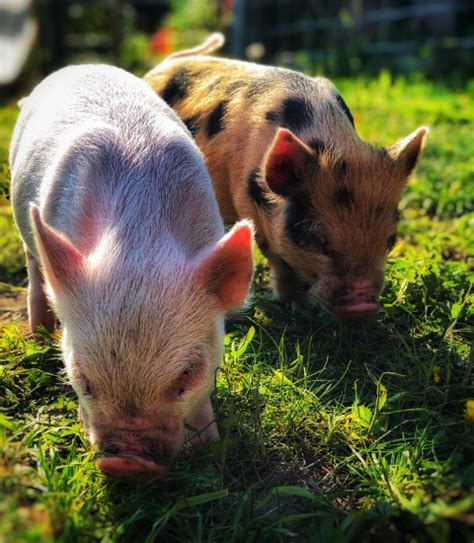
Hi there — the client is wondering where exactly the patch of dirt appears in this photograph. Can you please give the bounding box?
[0,287,28,332]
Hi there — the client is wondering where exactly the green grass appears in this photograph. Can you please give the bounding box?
[1,74,473,542]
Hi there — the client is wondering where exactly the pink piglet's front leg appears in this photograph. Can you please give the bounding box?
[186,398,220,447]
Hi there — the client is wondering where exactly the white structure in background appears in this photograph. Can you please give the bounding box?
[0,0,37,85]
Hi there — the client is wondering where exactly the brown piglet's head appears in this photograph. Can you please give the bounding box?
[261,126,428,319]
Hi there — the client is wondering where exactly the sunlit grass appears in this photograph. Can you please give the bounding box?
[0,76,473,542]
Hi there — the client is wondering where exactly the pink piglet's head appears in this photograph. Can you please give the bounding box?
[31,206,254,480]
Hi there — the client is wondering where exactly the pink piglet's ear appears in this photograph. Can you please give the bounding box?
[263,128,312,197]
[30,205,85,293]
[193,220,254,312]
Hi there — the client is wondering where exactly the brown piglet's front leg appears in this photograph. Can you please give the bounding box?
[267,254,310,310]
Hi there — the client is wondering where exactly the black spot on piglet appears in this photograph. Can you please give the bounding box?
[308,140,326,154]
[281,97,313,132]
[335,187,354,207]
[248,170,274,211]
[286,195,328,254]
[265,110,279,123]
[183,114,200,136]
[206,101,228,138]
[162,68,191,106]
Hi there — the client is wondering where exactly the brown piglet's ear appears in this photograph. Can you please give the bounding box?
[193,220,254,311]
[263,128,312,196]
[30,205,86,293]
[386,126,429,177]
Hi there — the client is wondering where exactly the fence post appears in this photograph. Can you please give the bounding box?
[110,0,123,64]
[231,0,246,59]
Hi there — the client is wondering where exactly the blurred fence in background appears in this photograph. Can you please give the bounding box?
[231,0,474,78]
[2,0,473,89]
[36,0,171,68]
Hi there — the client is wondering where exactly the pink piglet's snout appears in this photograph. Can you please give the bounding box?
[96,454,168,481]
[94,417,183,481]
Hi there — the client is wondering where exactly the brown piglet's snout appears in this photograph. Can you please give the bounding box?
[323,276,384,320]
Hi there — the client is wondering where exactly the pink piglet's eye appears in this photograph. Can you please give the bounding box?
[166,357,207,401]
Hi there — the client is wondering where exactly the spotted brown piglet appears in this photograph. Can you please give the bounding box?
[145,34,428,319]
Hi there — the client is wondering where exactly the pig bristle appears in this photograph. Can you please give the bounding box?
[206,100,228,138]
[10,64,253,464]
[145,50,428,311]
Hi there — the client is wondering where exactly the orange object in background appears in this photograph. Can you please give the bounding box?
[150,28,175,56]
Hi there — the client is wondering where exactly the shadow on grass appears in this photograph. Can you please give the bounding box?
[1,255,471,542]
